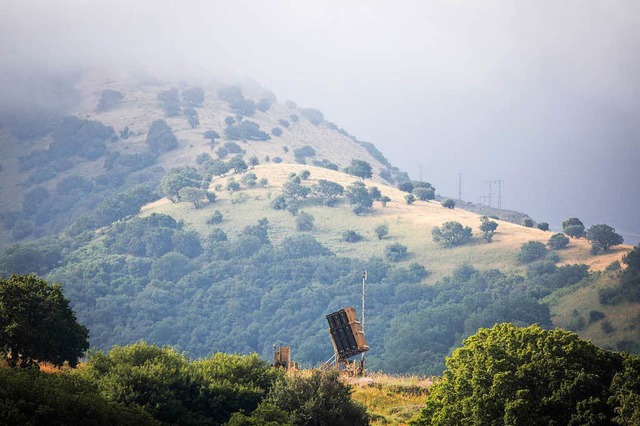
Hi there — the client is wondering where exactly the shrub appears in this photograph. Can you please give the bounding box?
[181,87,204,106]
[342,230,363,243]
[375,224,389,240]
[562,217,586,238]
[413,187,435,201]
[432,221,473,247]
[224,120,270,141]
[442,198,456,209]
[223,141,243,154]
[385,243,408,262]
[300,108,324,125]
[479,218,498,242]
[271,127,283,137]
[589,310,606,324]
[405,194,416,204]
[522,217,535,227]
[586,224,624,254]
[518,241,548,263]
[296,213,314,231]
[345,159,373,179]
[537,222,550,231]
[278,119,290,128]
[207,210,224,224]
[272,156,282,163]
[96,89,124,112]
[548,233,570,249]
[293,146,316,163]
[146,119,178,153]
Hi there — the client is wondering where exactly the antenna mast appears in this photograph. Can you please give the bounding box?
[361,270,367,361]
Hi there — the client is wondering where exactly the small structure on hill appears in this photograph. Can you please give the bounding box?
[273,344,298,370]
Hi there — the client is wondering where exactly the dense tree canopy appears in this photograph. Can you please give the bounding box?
[432,221,472,247]
[345,159,373,179]
[586,224,624,254]
[563,217,586,238]
[0,274,88,367]
[412,324,639,426]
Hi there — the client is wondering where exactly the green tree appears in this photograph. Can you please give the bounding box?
[181,87,204,106]
[479,217,498,242]
[412,324,630,426]
[522,217,534,227]
[178,187,207,208]
[345,159,373,179]
[296,213,315,231]
[160,167,202,202]
[405,194,416,204]
[0,274,89,368]
[375,224,389,240]
[228,155,249,173]
[345,181,373,214]
[342,230,363,243]
[537,222,550,231]
[586,224,624,254]
[240,371,367,426]
[412,187,435,201]
[432,221,473,247]
[548,233,570,249]
[314,179,344,206]
[441,198,455,209]
[518,240,548,263]
[380,195,391,207]
[145,119,178,153]
[385,243,408,262]
[563,217,586,238]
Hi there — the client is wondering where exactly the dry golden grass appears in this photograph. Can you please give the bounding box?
[346,372,431,425]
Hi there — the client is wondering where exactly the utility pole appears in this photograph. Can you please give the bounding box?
[494,180,504,209]
[458,173,462,201]
[485,180,493,207]
[418,164,423,182]
[361,270,367,363]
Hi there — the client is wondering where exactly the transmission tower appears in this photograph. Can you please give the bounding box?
[485,181,493,207]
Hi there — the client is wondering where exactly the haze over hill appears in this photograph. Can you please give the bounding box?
[1,1,639,244]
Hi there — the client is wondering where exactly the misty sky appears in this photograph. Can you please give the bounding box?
[2,1,639,243]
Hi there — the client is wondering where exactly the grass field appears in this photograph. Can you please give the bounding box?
[143,163,630,283]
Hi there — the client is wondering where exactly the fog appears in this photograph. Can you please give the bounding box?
[2,0,639,243]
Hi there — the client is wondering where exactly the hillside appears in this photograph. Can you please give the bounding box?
[144,162,629,281]
[0,71,638,375]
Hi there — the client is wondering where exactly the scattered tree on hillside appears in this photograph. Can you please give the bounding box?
[345,181,373,214]
[442,198,455,209]
[518,240,548,263]
[548,233,570,250]
[563,217,586,238]
[345,159,373,179]
[398,181,414,193]
[217,85,243,102]
[586,224,624,254]
[224,120,270,141]
[385,243,408,262]
[146,119,178,153]
[228,156,248,174]
[293,146,316,163]
[160,167,203,202]
[479,217,498,242]
[314,179,344,206]
[405,194,416,205]
[96,89,124,112]
[522,217,534,228]
[300,108,324,125]
[413,187,435,201]
[181,87,204,106]
[0,274,89,368]
[203,130,220,147]
[342,230,363,243]
[537,222,550,231]
[375,224,389,240]
[432,221,473,247]
[178,187,208,208]
[229,97,256,116]
[207,210,224,225]
[412,323,638,426]
[380,195,391,207]
[157,88,181,116]
[271,127,283,137]
[296,212,315,231]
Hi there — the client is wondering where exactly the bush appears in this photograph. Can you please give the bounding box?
[206,210,224,225]
[181,87,204,106]
[342,230,363,243]
[518,241,548,263]
[405,194,416,204]
[278,119,289,128]
[413,187,435,201]
[96,89,124,112]
[293,146,316,163]
[563,217,586,238]
[296,212,314,231]
[432,221,473,247]
[223,141,243,154]
[271,127,283,136]
[224,120,270,141]
[586,224,624,254]
[385,243,408,262]
[146,119,178,153]
[522,217,535,227]
[442,198,455,209]
[548,233,570,249]
[537,222,550,231]
[589,310,606,324]
[300,108,324,125]
[345,159,373,179]
[375,224,389,240]
[479,218,498,242]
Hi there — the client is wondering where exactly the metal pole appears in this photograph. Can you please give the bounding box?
[361,270,366,361]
